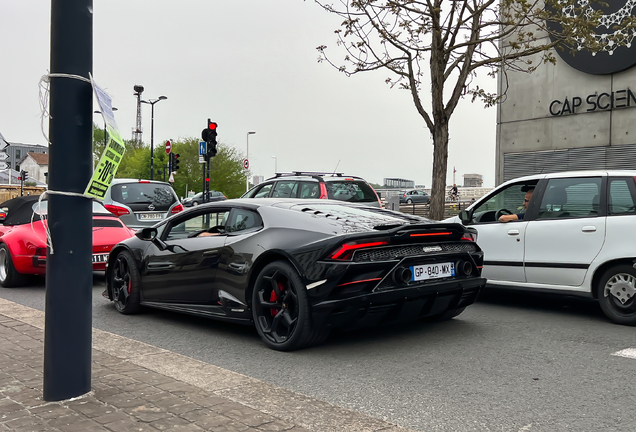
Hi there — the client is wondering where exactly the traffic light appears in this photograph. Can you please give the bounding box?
[201,119,218,159]
[19,170,27,181]
[172,153,180,171]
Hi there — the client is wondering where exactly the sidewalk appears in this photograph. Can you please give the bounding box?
[0,298,412,432]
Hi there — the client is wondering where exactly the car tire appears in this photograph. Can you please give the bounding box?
[0,244,27,288]
[406,199,413,204]
[424,307,466,322]
[192,201,199,206]
[110,250,142,315]
[597,264,636,325]
[252,261,327,351]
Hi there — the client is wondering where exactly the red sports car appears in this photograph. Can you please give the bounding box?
[0,195,136,287]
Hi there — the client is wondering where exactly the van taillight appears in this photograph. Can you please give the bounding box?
[104,205,130,217]
[171,204,184,214]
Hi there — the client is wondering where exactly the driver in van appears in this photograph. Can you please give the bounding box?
[499,188,534,222]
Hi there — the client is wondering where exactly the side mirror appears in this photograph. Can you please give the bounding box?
[135,227,158,241]
[458,210,472,225]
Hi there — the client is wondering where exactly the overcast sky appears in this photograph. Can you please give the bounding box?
[1,0,497,187]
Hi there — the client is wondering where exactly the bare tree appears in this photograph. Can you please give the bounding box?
[316,0,634,219]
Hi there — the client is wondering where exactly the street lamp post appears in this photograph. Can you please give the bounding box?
[246,131,256,192]
[271,156,277,174]
[141,96,167,180]
[93,107,117,148]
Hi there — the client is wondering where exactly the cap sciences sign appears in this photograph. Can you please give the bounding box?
[546,0,636,75]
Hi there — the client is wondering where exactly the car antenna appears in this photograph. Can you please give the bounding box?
[332,159,341,175]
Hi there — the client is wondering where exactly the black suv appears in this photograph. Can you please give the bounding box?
[241,172,381,207]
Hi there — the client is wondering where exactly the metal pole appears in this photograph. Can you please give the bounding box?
[44,0,93,401]
[150,103,154,180]
[246,133,249,192]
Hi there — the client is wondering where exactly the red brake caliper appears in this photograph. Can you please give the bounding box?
[270,281,286,316]
[128,280,132,294]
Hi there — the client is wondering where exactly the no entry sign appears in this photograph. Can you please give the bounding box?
[165,140,171,154]
[243,159,249,170]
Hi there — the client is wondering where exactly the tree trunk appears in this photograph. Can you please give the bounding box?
[428,121,449,220]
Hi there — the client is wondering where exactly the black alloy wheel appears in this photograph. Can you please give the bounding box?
[252,261,326,351]
[111,251,141,314]
[598,264,636,325]
[0,244,27,288]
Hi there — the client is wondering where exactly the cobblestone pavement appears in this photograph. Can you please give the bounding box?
[0,298,412,432]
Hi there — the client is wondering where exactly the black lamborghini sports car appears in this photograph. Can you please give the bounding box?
[104,198,486,350]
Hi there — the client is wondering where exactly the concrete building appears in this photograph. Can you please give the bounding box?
[18,152,49,184]
[383,178,415,188]
[463,174,483,187]
[496,12,636,185]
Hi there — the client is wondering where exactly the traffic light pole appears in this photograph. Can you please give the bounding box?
[44,0,93,402]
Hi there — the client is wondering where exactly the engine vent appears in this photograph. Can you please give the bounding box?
[353,242,477,262]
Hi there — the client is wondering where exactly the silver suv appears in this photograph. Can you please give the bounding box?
[103,179,183,230]
[242,172,382,207]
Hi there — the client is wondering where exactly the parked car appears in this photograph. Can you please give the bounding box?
[0,196,136,287]
[104,198,485,351]
[102,179,183,230]
[400,189,430,204]
[445,170,636,325]
[182,191,226,207]
[241,172,382,207]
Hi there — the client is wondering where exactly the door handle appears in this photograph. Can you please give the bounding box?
[507,230,520,236]
[582,226,597,233]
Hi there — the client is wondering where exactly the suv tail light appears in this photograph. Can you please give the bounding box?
[171,204,184,214]
[329,239,389,261]
[104,205,130,217]
[319,183,328,199]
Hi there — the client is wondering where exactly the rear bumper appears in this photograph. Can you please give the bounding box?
[310,277,485,330]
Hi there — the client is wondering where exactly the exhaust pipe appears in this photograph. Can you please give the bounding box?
[458,261,473,276]
[393,267,413,285]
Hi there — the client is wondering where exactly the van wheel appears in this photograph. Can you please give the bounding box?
[597,264,636,325]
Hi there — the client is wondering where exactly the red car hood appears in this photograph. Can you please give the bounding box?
[92,217,136,253]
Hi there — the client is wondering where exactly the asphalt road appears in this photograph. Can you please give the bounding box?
[2,275,635,432]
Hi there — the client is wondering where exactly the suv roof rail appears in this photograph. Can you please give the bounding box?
[274,171,346,178]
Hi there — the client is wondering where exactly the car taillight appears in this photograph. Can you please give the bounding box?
[409,232,452,237]
[104,204,130,217]
[329,239,389,261]
[461,232,477,242]
[138,180,150,183]
[319,183,328,199]
[171,204,184,214]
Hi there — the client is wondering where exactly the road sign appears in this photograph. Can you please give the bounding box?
[0,132,8,152]
[0,162,7,170]
[165,140,171,154]
[199,141,206,156]
[199,155,205,164]
[243,159,249,170]
[0,153,8,161]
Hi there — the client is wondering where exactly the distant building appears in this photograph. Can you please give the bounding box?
[18,152,49,184]
[252,175,264,186]
[6,143,48,171]
[383,178,415,189]
[463,173,483,187]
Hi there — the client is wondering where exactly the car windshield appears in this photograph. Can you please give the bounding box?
[325,180,377,203]
[110,183,176,211]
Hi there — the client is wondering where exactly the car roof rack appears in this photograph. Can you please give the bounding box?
[274,171,345,178]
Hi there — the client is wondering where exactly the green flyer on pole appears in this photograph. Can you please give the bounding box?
[85,74,125,199]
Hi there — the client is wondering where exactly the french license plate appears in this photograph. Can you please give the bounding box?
[92,254,109,263]
[410,262,455,281]
[138,213,163,220]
